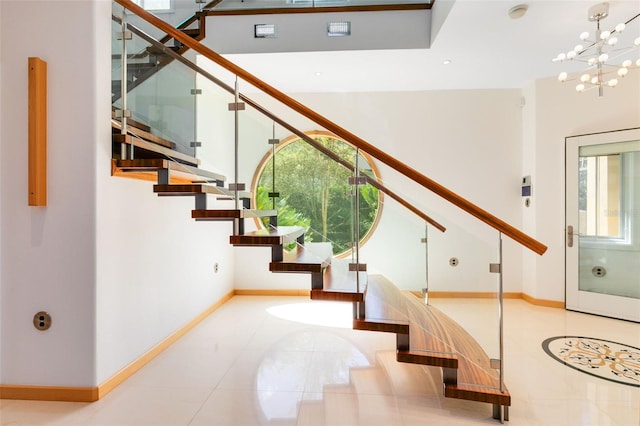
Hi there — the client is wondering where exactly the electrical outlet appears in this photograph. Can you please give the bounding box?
[33,311,51,331]
[214,262,219,273]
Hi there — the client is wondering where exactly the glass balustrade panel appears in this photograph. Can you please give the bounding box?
[111,11,197,158]
[365,171,503,387]
[235,79,352,288]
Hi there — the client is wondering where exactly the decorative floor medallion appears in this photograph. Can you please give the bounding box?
[542,336,640,387]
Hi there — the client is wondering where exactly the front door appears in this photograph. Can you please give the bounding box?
[565,128,640,322]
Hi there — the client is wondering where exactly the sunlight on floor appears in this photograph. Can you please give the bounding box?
[258,301,370,421]
[266,301,353,329]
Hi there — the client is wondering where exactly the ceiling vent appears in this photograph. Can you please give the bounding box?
[254,24,277,38]
[327,21,351,37]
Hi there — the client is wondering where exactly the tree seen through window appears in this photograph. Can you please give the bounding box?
[255,135,381,255]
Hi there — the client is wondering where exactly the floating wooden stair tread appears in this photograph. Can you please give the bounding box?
[354,275,509,407]
[405,295,509,405]
[112,132,199,166]
[353,274,410,334]
[310,266,366,302]
[110,110,151,133]
[398,293,460,369]
[112,120,175,150]
[269,241,334,295]
[154,183,250,199]
[272,241,333,272]
[115,159,225,184]
[192,209,276,221]
[230,226,305,246]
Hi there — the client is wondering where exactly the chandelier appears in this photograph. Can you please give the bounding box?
[554,2,640,96]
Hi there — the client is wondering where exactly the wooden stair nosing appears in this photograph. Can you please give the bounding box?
[153,184,250,201]
[397,349,458,369]
[229,226,305,246]
[269,241,333,272]
[112,133,199,166]
[191,209,277,221]
[311,289,363,302]
[270,250,331,270]
[270,262,324,273]
[353,318,408,335]
[110,110,151,133]
[116,159,225,183]
[153,183,223,196]
[309,266,366,302]
[112,121,175,150]
[444,383,510,406]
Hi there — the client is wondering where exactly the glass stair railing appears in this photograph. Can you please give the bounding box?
[111,1,547,421]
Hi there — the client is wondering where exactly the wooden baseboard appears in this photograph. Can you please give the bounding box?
[0,385,98,402]
[520,293,565,308]
[0,290,235,402]
[240,289,563,309]
[234,289,311,297]
[427,291,564,308]
[428,292,523,299]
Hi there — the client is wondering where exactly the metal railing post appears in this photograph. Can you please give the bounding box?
[120,10,129,159]
[423,224,429,304]
[354,148,361,294]
[498,231,505,423]
[233,77,239,211]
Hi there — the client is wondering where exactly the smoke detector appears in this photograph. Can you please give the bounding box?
[508,4,528,19]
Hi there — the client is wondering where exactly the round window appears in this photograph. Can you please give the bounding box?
[252,132,382,256]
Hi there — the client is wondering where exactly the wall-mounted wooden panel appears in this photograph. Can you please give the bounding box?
[28,57,47,206]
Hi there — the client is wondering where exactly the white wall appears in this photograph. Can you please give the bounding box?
[208,88,525,293]
[522,73,640,302]
[520,83,538,299]
[97,1,236,384]
[0,0,4,379]
[0,0,98,387]
[200,72,639,302]
[1,0,236,389]
[308,90,524,293]
[95,178,236,383]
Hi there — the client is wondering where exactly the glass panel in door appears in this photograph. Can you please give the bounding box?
[565,128,640,322]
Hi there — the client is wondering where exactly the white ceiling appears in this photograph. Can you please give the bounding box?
[219,0,640,92]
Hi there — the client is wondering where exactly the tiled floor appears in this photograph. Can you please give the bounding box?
[1,296,639,425]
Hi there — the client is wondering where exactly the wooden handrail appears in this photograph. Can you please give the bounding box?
[114,0,547,255]
[203,3,431,16]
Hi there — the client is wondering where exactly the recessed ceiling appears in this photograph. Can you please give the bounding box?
[212,0,640,92]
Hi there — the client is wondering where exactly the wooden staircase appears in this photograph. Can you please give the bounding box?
[355,276,510,419]
[106,4,550,420]
[111,151,510,421]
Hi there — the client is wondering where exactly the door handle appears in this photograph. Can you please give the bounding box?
[567,225,577,247]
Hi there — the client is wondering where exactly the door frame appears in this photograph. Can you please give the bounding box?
[565,127,640,322]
